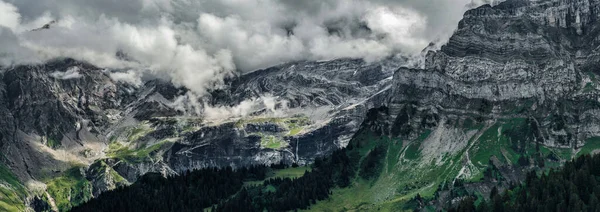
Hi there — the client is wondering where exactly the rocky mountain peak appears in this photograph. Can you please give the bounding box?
[389,0,600,151]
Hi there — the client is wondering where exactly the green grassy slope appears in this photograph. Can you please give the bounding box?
[0,164,27,212]
[307,118,579,211]
[45,167,93,211]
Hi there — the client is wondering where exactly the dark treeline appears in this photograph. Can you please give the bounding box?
[70,166,269,212]
[215,149,355,211]
[71,148,357,212]
[452,153,600,212]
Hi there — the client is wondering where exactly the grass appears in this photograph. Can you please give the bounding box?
[404,142,421,160]
[235,116,310,127]
[404,130,431,160]
[243,166,312,187]
[469,124,502,166]
[307,117,590,211]
[259,134,288,150]
[288,127,304,136]
[577,137,600,157]
[88,161,128,185]
[182,124,200,134]
[308,131,463,211]
[110,122,155,144]
[555,148,573,160]
[106,140,173,163]
[284,117,311,136]
[468,119,526,167]
[45,167,92,211]
[272,166,311,179]
[46,137,61,149]
[307,179,397,211]
[235,115,313,149]
[235,115,312,137]
[126,123,154,142]
[0,164,27,212]
[386,139,404,173]
[309,117,566,210]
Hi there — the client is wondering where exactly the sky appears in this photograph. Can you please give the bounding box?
[0,0,499,95]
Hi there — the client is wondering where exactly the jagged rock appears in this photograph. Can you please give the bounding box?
[0,56,397,204]
[86,160,129,197]
[388,0,600,147]
[13,0,600,207]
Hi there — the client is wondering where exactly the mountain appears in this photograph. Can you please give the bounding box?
[0,57,399,211]
[73,0,600,211]
[70,135,600,212]
[6,0,600,211]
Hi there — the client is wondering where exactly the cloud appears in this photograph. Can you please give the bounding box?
[363,6,427,52]
[50,66,82,80]
[0,0,496,94]
[0,0,20,31]
[109,70,143,86]
[202,95,289,122]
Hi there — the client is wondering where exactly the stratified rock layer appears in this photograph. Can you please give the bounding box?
[388,0,600,147]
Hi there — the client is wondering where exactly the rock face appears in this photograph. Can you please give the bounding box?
[388,0,600,147]
[168,59,397,171]
[324,1,600,207]
[0,59,136,182]
[10,0,600,209]
[344,0,600,206]
[86,160,129,197]
[0,57,397,204]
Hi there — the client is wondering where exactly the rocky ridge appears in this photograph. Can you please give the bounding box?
[7,0,600,210]
[0,57,397,210]
[366,0,600,208]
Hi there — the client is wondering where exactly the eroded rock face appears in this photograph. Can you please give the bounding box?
[17,0,600,206]
[0,59,139,183]
[166,59,396,171]
[0,57,397,198]
[211,59,396,108]
[388,0,600,148]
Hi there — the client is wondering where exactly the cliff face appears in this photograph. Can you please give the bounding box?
[0,56,396,209]
[167,59,396,172]
[281,2,600,209]
[389,0,600,147]
[8,0,600,210]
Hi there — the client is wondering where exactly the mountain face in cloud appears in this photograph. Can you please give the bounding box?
[0,0,496,95]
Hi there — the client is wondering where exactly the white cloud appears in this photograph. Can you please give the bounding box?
[50,66,82,80]
[109,70,143,86]
[197,13,306,71]
[363,6,428,53]
[0,0,20,31]
[202,95,289,121]
[0,0,498,95]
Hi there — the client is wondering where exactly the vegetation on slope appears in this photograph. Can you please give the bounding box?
[453,153,600,212]
[106,140,173,163]
[257,133,288,150]
[54,107,600,211]
[71,165,270,212]
[235,115,312,149]
[0,163,27,212]
[45,167,92,211]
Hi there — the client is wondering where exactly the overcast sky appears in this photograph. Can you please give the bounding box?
[0,0,498,94]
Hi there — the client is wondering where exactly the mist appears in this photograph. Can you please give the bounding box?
[0,0,498,95]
